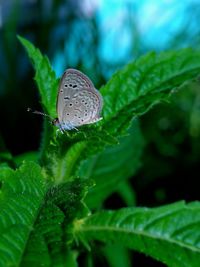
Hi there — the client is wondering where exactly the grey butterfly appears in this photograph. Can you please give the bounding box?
[52,69,103,131]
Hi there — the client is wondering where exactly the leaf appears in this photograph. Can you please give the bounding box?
[17,36,58,165]
[0,161,92,266]
[102,244,131,267]
[21,178,92,267]
[0,162,47,267]
[14,151,39,166]
[64,249,78,267]
[101,49,200,135]
[17,36,59,118]
[116,181,136,207]
[80,120,144,209]
[75,201,200,267]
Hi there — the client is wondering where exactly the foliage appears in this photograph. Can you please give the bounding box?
[0,37,200,266]
[75,201,200,267]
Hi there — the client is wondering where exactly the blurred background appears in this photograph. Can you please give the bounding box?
[0,0,200,266]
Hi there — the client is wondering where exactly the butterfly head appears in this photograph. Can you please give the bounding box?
[52,118,60,127]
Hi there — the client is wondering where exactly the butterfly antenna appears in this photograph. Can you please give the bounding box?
[27,108,53,121]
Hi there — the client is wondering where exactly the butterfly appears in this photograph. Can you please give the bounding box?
[28,69,103,132]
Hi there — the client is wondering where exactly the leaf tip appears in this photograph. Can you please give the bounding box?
[17,34,25,44]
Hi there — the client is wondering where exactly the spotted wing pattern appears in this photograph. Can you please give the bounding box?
[56,69,103,130]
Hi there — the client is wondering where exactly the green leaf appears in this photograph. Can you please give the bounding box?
[14,151,39,166]
[79,120,144,209]
[64,250,78,267]
[17,36,58,164]
[102,244,131,267]
[75,201,200,267]
[17,36,59,117]
[0,161,92,267]
[116,181,136,207]
[0,162,47,267]
[43,127,118,182]
[101,49,200,136]
[21,178,91,267]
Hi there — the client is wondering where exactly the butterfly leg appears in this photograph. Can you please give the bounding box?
[94,117,103,123]
[58,124,65,134]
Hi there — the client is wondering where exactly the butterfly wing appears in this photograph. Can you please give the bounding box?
[57,69,103,129]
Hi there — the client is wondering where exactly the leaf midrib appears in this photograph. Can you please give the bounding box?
[17,186,49,267]
[79,224,200,253]
[102,65,200,123]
